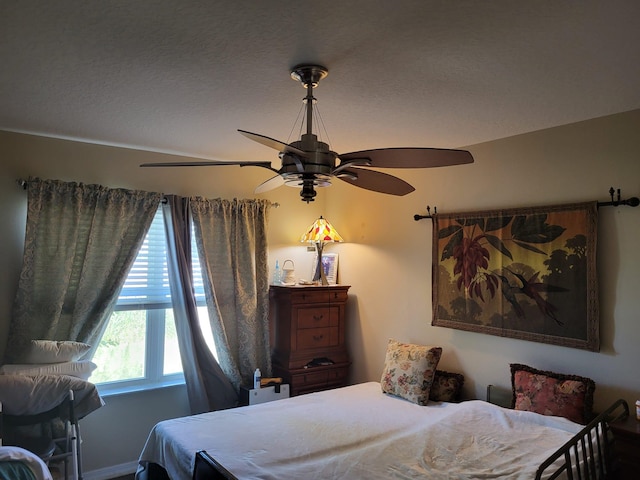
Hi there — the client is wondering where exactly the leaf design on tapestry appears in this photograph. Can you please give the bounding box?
[511,214,566,244]
[438,224,462,239]
[439,227,463,261]
[484,215,512,232]
[512,240,547,255]
[459,217,485,229]
[484,234,513,260]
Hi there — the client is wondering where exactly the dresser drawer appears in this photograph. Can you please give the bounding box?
[292,369,328,387]
[289,290,331,304]
[297,326,339,349]
[327,366,349,382]
[297,306,340,328]
[288,288,349,304]
[286,365,349,396]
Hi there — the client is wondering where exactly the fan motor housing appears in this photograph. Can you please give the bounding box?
[281,134,336,184]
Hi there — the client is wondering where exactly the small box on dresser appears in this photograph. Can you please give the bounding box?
[269,284,350,396]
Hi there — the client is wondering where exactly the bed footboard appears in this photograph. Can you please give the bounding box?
[535,398,629,480]
[193,451,238,480]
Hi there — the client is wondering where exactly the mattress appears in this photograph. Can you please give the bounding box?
[0,374,104,419]
[138,381,582,479]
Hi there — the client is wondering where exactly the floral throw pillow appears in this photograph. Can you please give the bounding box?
[510,363,595,424]
[380,339,442,406]
[429,370,465,402]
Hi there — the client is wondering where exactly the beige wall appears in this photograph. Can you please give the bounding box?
[327,109,640,412]
[1,109,639,475]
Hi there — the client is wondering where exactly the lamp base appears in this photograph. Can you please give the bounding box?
[312,242,329,286]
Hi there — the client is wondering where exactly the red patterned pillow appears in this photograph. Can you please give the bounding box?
[510,363,595,424]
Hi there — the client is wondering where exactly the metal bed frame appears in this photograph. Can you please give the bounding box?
[535,398,629,480]
[0,389,82,480]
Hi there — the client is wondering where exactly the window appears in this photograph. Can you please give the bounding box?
[92,207,215,394]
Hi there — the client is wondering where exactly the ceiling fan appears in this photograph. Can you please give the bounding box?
[141,64,474,203]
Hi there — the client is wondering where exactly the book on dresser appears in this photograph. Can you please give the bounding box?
[269,284,350,396]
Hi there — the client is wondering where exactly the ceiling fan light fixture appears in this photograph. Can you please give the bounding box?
[283,174,332,188]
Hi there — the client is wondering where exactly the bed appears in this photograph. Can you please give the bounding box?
[0,374,104,480]
[0,374,104,420]
[135,381,628,480]
[0,446,54,480]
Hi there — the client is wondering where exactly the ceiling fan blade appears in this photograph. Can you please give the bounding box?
[254,174,285,193]
[338,147,473,169]
[238,130,307,157]
[140,160,275,171]
[336,167,415,196]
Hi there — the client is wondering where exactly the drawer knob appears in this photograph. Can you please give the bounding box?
[313,334,324,341]
[313,314,324,321]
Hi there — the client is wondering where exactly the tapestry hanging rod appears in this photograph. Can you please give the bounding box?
[15,179,279,208]
[413,187,639,221]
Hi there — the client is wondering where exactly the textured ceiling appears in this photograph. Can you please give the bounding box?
[1,1,640,163]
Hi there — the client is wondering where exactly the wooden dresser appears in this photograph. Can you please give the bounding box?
[269,284,350,396]
[610,414,640,479]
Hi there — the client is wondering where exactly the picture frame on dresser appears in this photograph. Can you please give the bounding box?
[312,253,339,285]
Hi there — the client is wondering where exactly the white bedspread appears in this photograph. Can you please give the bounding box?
[138,382,582,480]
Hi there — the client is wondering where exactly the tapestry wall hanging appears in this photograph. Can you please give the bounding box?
[432,201,599,351]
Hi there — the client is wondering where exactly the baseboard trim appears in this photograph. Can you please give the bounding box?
[83,460,138,480]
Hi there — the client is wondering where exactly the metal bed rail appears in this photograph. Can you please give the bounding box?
[535,398,629,480]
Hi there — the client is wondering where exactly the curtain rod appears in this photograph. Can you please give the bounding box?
[414,187,639,221]
[16,178,279,208]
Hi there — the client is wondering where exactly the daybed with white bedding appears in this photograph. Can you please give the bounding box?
[135,381,628,480]
[0,374,104,480]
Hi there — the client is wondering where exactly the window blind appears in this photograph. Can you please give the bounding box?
[117,208,169,306]
[117,207,206,307]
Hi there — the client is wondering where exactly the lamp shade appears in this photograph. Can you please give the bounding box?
[300,216,343,244]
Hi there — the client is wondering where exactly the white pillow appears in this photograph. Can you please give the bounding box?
[19,340,91,364]
[0,360,97,381]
